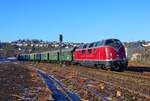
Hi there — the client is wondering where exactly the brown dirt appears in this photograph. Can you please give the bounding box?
[0,62,53,101]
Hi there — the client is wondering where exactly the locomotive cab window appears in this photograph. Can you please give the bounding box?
[105,39,122,49]
[105,39,114,46]
[113,39,122,48]
[95,41,103,47]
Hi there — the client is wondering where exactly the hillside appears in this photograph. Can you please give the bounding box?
[0,39,82,57]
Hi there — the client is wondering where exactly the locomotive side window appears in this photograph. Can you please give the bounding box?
[82,50,85,54]
[88,49,92,54]
[94,49,97,54]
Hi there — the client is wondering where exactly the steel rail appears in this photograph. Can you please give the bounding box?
[53,72,111,101]
[34,68,81,101]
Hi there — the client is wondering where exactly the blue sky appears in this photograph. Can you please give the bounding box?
[0,0,150,42]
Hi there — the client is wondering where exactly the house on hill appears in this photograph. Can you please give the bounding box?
[125,42,145,60]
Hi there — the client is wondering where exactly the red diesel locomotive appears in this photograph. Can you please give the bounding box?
[73,39,128,71]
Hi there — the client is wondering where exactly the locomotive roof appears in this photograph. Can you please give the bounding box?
[78,40,104,49]
[77,38,121,49]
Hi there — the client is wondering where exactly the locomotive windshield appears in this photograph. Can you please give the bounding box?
[95,41,104,47]
[105,39,123,49]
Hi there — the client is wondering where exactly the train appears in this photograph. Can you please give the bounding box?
[18,38,128,71]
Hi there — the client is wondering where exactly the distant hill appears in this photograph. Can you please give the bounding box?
[0,39,82,57]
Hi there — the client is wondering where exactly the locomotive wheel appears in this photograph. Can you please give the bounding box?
[112,65,124,72]
[100,65,105,70]
[102,66,109,70]
[94,64,99,69]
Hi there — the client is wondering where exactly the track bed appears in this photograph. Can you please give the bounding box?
[25,62,150,101]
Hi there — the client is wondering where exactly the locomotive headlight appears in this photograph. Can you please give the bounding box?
[109,53,113,59]
[110,53,112,57]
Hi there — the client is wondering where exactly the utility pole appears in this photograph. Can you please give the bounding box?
[0,40,1,49]
[59,34,63,66]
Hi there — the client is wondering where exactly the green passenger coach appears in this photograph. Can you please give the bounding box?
[34,53,41,62]
[30,53,35,61]
[48,50,59,62]
[60,48,75,63]
[41,52,49,61]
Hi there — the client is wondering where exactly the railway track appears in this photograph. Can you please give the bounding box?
[100,69,150,79]
[28,63,112,100]
[38,62,150,80]
[72,67,150,99]
[32,67,81,101]
[75,65,150,80]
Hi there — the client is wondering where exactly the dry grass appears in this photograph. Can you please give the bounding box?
[0,62,52,101]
